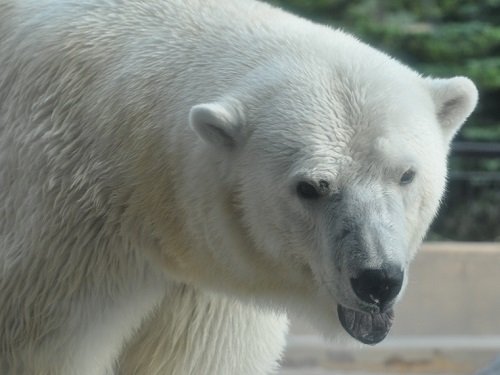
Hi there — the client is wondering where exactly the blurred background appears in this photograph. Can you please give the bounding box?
[260,0,500,374]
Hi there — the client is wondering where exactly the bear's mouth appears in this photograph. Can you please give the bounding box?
[337,304,394,345]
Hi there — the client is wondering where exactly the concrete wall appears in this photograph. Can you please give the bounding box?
[393,242,500,336]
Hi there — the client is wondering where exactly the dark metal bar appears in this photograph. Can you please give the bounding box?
[449,171,500,182]
[452,142,500,157]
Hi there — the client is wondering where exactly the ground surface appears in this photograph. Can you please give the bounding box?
[278,334,500,375]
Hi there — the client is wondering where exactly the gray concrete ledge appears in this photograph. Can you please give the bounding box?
[280,335,500,374]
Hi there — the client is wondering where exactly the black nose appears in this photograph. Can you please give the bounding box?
[350,265,404,310]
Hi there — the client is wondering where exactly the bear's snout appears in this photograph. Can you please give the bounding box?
[350,265,404,312]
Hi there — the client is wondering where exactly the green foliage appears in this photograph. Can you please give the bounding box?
[462,120,500,141]
[400,23,500,62]
[267,0,500,241]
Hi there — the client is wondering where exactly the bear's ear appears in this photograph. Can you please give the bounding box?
[189,100,245,149]
[427,76,478,142]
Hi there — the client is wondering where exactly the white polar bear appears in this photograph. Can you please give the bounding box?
[0,0,477,374]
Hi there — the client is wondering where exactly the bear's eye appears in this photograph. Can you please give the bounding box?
[400,169,416,186]
[296,181,321,200]
[297,180,328,200]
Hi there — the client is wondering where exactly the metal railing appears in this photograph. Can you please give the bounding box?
[449,142,500,182]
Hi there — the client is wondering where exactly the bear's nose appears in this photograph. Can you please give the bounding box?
[350,265,404,311]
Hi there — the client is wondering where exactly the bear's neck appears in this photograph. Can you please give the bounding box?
[117,283,288,375]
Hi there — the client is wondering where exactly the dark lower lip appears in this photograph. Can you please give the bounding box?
[337,303,395,345]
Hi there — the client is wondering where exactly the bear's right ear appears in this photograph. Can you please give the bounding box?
[427,76,478,143]
[189,100,245,149]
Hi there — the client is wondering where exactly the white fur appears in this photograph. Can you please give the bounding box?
[0,0,477,374]
[117,286,288,375]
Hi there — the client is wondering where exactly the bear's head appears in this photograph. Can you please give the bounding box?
[187,54,478,344]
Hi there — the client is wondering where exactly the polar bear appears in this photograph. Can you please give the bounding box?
[0,0,477,374]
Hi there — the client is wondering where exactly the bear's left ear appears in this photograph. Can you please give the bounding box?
[189,100,245,149]
[427,76,478,142]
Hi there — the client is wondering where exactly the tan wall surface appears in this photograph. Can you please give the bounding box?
[393,242,500,335]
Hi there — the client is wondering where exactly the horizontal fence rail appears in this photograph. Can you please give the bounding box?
[450,141,500,182]
[452,142,500,157]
